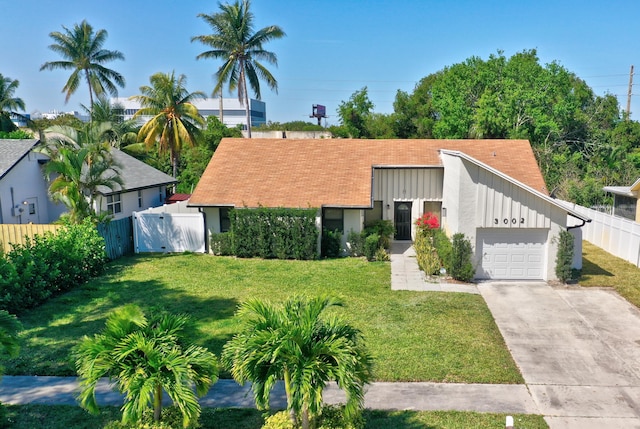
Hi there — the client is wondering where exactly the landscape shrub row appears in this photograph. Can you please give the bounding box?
[0,219,107,314]
[212,207,319,260]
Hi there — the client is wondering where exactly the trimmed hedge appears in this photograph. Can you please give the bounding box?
[0,219,107,314]
[230,207,318,260]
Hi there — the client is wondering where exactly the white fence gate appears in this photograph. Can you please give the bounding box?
[561,201,640,268]
[132,211,205,253]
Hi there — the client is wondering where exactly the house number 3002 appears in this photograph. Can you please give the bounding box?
[494,218,525,225]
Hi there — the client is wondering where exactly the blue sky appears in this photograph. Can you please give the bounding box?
[3,0,640,124]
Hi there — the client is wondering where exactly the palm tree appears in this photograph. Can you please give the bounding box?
[222,296,373,429]
[0,73,27,132]
[130,71,205,177]
[39,123,123,223]
[81,97,139,148]
[40,20,125,113]
[192,0,286,138]
[75,304,218,427]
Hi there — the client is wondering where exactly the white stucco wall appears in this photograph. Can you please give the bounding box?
[0,151,54,224]
[95,186,168,221]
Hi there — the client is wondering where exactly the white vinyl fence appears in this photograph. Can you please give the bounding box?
[132,211,205,253]
[561,200,640,268]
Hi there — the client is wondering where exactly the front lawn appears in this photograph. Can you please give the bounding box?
[4,253,522,384]
[580,241,640,308]
[5,405,549,429]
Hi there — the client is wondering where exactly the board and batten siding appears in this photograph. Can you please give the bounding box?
[475,168,552,229]
[372,168,443,202]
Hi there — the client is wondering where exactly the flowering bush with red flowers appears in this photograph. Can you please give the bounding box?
[415,212,439,236]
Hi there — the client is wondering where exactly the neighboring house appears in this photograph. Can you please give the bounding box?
[0,139,64,224]
[93,149,178,221]
[603,180,640,222]
[0,139,177,223]
[189,138,590,282]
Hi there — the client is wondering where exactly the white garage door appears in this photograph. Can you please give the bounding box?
[476,229,548,280]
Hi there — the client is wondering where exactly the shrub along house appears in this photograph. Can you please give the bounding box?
[189,138,589,281]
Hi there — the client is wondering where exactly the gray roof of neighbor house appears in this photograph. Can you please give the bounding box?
[0,139,39,180]
[96,149,177,195]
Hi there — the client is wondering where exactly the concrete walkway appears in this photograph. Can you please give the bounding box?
[480,282,640,429]
[0,376,537,414]
[390,241,478,294]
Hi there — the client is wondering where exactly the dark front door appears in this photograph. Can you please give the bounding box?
[394,202,412,240]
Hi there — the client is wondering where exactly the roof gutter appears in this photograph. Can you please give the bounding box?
[567,212,592,230]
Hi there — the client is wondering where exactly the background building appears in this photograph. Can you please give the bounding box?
[111,97,266,130]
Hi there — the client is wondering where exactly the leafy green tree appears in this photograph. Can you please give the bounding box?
[75,304,218,427]
[0,74,27,132]
[222,296,373,429]
[192,0,286,138]
[40,20,125,112]
[337,87,374,138]
[130,71,205,178]
[39,123,123,223]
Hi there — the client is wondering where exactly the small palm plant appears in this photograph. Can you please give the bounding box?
[222,296,373,429]
[0,310,21,372]
[74,304,218,428]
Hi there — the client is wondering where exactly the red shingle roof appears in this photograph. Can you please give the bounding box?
[189,138,548,208]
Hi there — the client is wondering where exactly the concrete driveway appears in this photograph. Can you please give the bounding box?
[479,282,640,429]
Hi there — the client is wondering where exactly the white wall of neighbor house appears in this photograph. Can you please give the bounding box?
[95,186,168,221]
[0,151,52,224]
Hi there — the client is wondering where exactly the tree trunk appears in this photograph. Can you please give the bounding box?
[301,405,310,429]
[85,69,94,120]
[240,64,252,138]
[153,383,163,422]
[284,369,297,427]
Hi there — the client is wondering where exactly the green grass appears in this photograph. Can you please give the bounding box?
[580,241,640,308]
[4,253,522,383]
[4,405,548,429]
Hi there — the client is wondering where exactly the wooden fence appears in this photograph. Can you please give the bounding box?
[0,224,62,253]
[97,217,134,260]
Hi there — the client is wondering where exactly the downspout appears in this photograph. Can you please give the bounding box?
[567,212,591,230]
[199,207,209,253]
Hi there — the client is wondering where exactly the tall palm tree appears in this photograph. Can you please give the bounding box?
[39,123,123,223]
[40,20,125,113]
[75,304,218,427]
[192,0,286,138]
[130,72,205,177]
[222,296,373,429]
[0,73,27,132]
[81,97,139,148]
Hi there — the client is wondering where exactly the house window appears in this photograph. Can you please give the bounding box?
[138,190,143,208]
[364,201,383,226]
[220,207,232,232]
[322,208,344,233]
[423,201,442,224]
[614,195,637,221]
[107,194,122,214]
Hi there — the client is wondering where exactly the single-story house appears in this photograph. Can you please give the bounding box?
[603,179,640,222]
[189,138,589,281]
[0,139,177,223]
[93,149,177,221]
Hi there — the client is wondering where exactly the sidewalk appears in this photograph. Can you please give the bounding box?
[0,376,538,414]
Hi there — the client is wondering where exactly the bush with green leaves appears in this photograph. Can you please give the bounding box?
[373,246,390,262]
[363,219,394,249]
[364,233,380,261]
[555,230,575,283]
[322,229,342,258]
[414,233,440,275]
[346,230,365,257]
[0,219,107,314]
[231,207,318,260]
[450,233,475,282]
[210,232,234,256]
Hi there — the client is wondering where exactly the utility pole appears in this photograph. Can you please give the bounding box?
[627,65,634,120]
